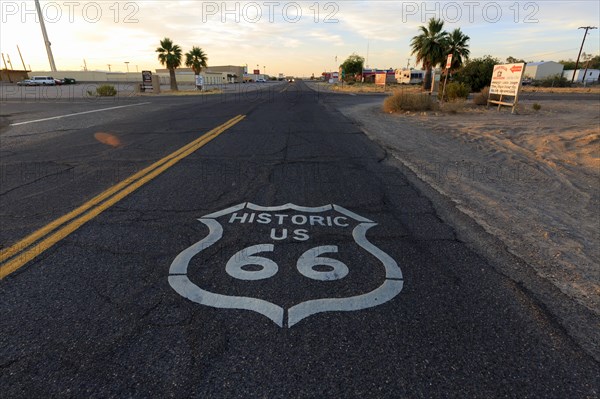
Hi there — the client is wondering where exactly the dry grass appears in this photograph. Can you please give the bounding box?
[383,90,438,113]
[441,99,467,114]
[318,82,425,94]
[522,86,600,94]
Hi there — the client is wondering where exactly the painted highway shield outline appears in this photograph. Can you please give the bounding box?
[168,203,404,327]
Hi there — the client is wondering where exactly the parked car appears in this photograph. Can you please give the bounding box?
[31,76,56,85]
[256,78,266,83]
[17,79,36,86]
[62,77,77,84]
[54,79,64,85]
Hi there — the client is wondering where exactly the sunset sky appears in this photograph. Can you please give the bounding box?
[1,0,599,76]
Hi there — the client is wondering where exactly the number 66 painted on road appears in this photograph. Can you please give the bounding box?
[226,244,349,281]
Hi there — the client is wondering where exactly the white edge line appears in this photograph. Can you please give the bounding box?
[9,102,151,126]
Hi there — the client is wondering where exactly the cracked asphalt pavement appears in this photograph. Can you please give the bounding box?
[1,81,598,397]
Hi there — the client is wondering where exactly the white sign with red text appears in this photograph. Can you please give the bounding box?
[489,63,525,96]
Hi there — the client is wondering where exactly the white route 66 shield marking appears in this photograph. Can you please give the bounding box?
[168,203,404,327]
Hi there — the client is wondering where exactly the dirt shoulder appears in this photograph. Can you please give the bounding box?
[329,94,599,358]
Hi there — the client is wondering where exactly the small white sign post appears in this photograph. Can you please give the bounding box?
[441,53,453,102]
[488,63,525,114]
[195,75,204,91]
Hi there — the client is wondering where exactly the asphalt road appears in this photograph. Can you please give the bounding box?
[1,81,598,398]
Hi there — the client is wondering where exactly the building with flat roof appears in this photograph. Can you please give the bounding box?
[523,61,564,80]
[562,69,600,83]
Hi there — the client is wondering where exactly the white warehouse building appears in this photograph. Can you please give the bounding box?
[562,69,600,83]
[523,61,564,80]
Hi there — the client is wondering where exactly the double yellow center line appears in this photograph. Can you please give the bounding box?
[0,114,246,279]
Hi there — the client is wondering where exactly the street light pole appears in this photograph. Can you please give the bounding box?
[124,62,130,73]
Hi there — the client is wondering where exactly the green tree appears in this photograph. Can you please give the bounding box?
[446,28,470,72]
[410,18,448,90]
[558,59,577,70]
[453,55,499,92]
[506,56,525,64]
[587,55,600,69]
[156,37,182,91]
[340,53,365,80]
[185,46,208,78]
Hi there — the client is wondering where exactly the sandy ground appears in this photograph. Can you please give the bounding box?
[337,97,600,314]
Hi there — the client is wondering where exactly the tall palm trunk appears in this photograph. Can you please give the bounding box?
[423,66,433,91]
[169,67,178,91]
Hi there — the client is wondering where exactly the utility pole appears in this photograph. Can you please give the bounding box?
[35,0,57,72]
[125,61,130,73]
[407,58,410,69]
[6,54,14,70]
[83,59,88,71]
[107,64,111,72]
[572,26,597,83]
[582,53,593,84]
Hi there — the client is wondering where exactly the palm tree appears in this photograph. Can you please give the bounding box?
[185,46,209,86]
[156,37,182,91]
[446,28,470,72]
[410,18,448,90]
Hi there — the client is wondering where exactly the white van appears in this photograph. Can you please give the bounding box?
[31,76,56,86]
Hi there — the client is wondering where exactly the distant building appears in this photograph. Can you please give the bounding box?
[562,69,600,83]
[362,68,396,83]
[395,68,424,84]
[523,61,564,80]
[0,68,30,82]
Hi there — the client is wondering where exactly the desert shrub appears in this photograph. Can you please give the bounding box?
[94,84,117,96]
[532,75,571,88]
[532,103,542,111]
[347,81,355,86]
[453,55,499,92]
[440,82,470,101]
[472,86,502,105]
[442,99,467,114]
[473,86,490,105]
[383,91,437,113]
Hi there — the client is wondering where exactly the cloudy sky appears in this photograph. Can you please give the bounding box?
[1,0,599,76]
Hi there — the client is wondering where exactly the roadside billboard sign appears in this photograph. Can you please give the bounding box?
[375,73,386,87]
[142,70,152,91]
[488,63,525,113]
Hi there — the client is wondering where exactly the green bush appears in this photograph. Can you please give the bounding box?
[383,91,438,113]
[532,75,571,88]
[453,55,499,92]
[440,82,470,101]
[95,84,117,96]
[532,103,542,111]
